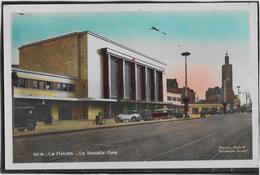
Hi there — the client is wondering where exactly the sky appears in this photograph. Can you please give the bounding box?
[11,9,252,102]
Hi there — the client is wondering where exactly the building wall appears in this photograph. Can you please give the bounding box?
[19,33,79,77]
[189,103,223,114]
[166,92,182,106]
[221,54,234,105]
[87,33,166,100]
[77,33,88,97]
[14,69,76,99]
[51,104,59,121]
[87,102,105,120]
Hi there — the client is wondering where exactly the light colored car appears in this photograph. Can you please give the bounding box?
[115,111,141,123]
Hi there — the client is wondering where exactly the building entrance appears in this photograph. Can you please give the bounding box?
[59,105,72,120]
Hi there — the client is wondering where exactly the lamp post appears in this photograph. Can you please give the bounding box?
[181,51,191,119]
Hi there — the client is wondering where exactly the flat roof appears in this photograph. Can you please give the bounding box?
[18,31,167,66]
[12,68,77,80]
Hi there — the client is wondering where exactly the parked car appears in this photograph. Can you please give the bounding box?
[115,111,142,123]
[15,107,37,132]
[167,109,183,118]
[139,109,153,121]
[152,109,169,120]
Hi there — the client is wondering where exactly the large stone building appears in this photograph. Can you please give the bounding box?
[205,86,223,104]
[166,78,196,104]
[222,53,235,106]
[14,31,167,120]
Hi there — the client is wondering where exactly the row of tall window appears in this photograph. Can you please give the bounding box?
[14,78,75,92]
[167,96,182,102]
[110,55,162,101]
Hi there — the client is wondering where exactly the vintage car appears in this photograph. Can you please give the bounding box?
[139,109,153,121]
[115,111,142,123]
[151,109,169,120]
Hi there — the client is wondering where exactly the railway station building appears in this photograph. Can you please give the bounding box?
[13,31,167,120]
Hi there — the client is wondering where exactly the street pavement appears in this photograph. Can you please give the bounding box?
[13,113,252,162]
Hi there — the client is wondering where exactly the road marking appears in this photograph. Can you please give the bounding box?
[210,124,251,160]
[210,151,222,160]
[146,125,243,161]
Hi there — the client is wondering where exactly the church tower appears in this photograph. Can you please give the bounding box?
[222,53,234,106]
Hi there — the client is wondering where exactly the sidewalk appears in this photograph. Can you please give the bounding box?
[13,115,202,138]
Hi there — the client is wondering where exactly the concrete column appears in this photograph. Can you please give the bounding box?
[145,66,147,101]
[108,54,111,99]
[123,60,125,99]
[154,69,157,101]
[135,63,137,100]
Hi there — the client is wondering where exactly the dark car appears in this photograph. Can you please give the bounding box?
[167,109,183,118]
[15,107,37,132]
[152,109,169,120]
[139,109,153,121]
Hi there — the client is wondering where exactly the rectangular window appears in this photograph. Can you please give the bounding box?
[155,71,162,101]
[146,69,152,101]
[27,79,33,89]
[110,57,118,98]
[125,61,131,99]
[173,97,177,101]
[39,81,45,90]
[45,82,52,90]
[167,96,171,101]
[62,83,67,91]
[18,78,26,88]
[52,82,58,91]
[57,83,62,91]
[32,80,38,89]
[136,65,142,100]
[67,84,75,92]
[155,73,159,101]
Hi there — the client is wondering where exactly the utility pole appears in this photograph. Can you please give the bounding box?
[181,51,191,119]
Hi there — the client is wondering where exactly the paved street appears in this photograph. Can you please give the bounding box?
[13,113,252,163]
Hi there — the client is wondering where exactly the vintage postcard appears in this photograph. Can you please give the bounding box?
[1,1,259,173]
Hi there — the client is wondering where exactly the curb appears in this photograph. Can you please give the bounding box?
[13,117,202,139]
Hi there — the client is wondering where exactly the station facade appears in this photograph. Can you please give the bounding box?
[14,31,167,120]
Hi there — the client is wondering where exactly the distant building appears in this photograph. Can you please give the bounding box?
[205,86,223,104]
[222,53,235,106]
[188,103,223,117]
[167,79,178,93]
[166,78,195,104]
[166,92,182,106]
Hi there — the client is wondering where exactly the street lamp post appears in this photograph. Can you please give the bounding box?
[181,51,191,119]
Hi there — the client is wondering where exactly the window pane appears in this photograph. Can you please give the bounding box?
[146,69,152,101]
[155,71,160,101]
[32,80,38,89]
[136,65,142,100]
[39,81,45,90]
[62,83,67,91]
[57,83,61,91]
[27,79,33,89]
[18,78,26,88]
[125,61,131,99]
[110,57,118,98]
[45,82,52,90]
